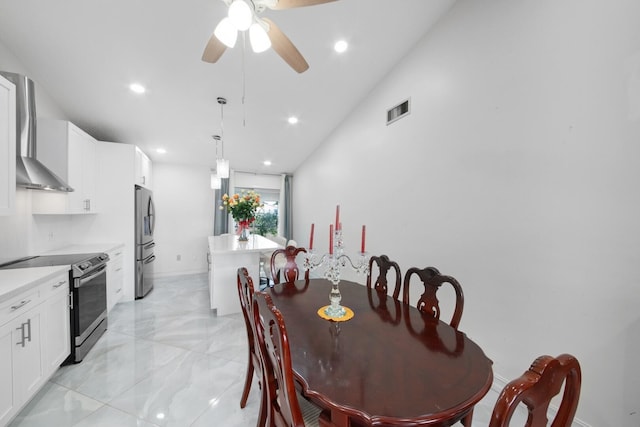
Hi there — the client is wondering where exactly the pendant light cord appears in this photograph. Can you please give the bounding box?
[241,31,247,127]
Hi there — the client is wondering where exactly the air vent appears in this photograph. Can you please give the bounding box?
[386,98,410,125]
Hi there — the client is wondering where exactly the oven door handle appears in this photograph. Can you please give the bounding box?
[76,265,107,288]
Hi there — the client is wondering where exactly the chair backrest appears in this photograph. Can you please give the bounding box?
[402,266,464,330]
[252,291,306,427]
[489,354,582,427]
[366,254,402,299]
[237,267,260,370]
[270,245,309,285]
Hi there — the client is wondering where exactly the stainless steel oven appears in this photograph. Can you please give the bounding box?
[70,258,108,363]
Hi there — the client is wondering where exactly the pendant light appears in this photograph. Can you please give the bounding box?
[215,97,230,179]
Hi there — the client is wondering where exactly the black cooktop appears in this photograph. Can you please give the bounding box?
[0,253,109,277]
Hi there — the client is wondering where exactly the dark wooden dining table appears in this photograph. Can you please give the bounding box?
[268,278,493,427]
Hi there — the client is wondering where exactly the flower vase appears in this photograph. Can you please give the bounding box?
[238,220,251,241]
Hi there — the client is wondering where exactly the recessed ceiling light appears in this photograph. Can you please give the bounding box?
[334,40,348,53]
[156,148,166,154]
[263,160,272,166]
[129,83,146,94]
[288,116,298,124]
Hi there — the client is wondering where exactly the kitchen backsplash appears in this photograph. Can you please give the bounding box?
[0,188,74,264]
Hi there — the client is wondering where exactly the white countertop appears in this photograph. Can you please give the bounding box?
[0,265,71,304]
[208,234,282,254]
[0,242,124,304]
[42,242,124,255]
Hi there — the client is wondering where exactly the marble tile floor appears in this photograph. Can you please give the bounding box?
[9,273,524,427]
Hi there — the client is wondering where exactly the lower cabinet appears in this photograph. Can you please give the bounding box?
[106,245,125,313]
[42,279,71,376]
[0,272,70,426]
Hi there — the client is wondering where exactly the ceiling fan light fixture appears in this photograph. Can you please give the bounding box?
[214,17,238,48]
[228,0,253,31]
[249,22,271,53]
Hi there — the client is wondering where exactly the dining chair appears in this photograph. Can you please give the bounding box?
[366,254,402,299]
[270,245,309,285]
[236,267,268,426]
[489,354,582,427]
[252,291,321,427]
[402,266,464,330]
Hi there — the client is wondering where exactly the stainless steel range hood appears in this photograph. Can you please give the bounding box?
[0,71,73,192]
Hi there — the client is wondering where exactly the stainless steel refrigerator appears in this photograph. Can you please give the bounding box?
[135,185,155,298]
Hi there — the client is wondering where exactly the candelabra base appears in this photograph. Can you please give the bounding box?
[324,304,346,318]
[317,305,354,322]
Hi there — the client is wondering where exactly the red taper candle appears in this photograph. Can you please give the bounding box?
[329,224,334,255]
[309,223,315,250]
[361,225,366,253]
[335,205,340,230]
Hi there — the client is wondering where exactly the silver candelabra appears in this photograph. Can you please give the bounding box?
[303,228,370,318]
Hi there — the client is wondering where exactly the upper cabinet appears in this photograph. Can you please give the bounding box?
[135,146,152,189]
[0,75,16,215]
[32,119,98,214]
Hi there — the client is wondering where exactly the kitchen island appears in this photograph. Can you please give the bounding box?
[208,234,282,315]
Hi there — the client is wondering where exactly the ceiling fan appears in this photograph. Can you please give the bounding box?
[202,0,338,73]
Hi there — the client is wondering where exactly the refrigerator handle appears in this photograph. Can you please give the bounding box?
[148,197,156,235]
[144,242,156,250]
[144,255,156,265]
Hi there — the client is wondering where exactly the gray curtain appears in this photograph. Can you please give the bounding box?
[281,174,293,241]
[214,178,230,235]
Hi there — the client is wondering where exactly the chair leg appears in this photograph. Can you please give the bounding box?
[461,409,473,426]
[240,358,254,408]
[257,381,269,427]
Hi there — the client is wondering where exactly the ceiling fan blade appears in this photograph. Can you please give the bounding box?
[202,32,227,63]
[270,0,338,10]
[263,18,309,73]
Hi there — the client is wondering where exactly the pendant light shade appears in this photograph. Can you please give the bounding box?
[216,158,230,179]
[228,0,252,31]
[249,23,271,53]
[214,17,238,48]
[211,173,221,190]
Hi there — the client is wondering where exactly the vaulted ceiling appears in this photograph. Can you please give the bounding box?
[0,0,455,174]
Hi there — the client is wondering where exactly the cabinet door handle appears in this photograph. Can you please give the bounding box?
[16,324,25,347]
[116,288,122,294]
[24,318,31,343]
[115,268,122,272]
[11,299,31,311]
[53,281,67,288]
[69,292,74,310]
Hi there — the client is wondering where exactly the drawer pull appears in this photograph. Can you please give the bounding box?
[116,288,122,293]
[11,299,31,311]
[115,268,122,272]
[53,281,67,288]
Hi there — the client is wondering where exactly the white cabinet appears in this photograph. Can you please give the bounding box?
[32,119,98,214]
[0,74,16,215]
[135,146,152,189]
[106,245,125,312]
[41,276,70,376]
[0,271,70,426]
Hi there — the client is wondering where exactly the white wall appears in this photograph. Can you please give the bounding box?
[153,163,214,276]
[293,1,640,426]
[0,39,74,263]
